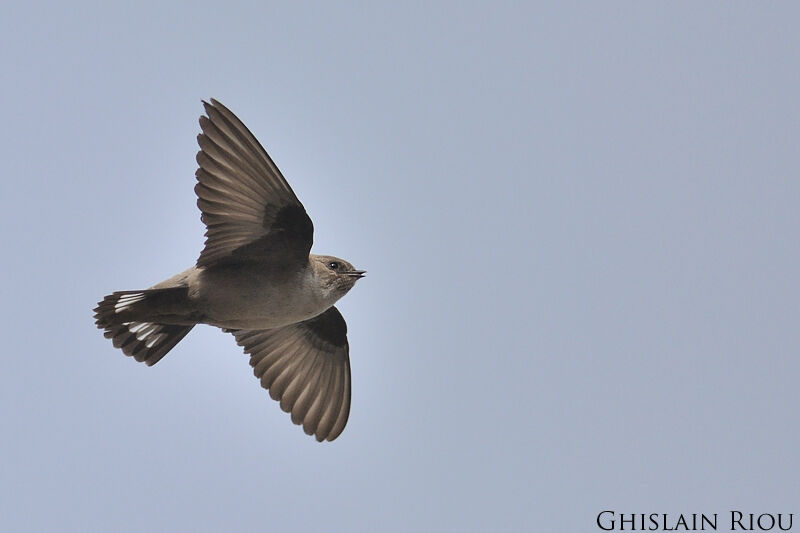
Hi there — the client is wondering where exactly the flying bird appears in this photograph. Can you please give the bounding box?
[94,99,365,442]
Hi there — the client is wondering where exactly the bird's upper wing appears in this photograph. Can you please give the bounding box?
[230,306,351,442]
[195,99,313,269]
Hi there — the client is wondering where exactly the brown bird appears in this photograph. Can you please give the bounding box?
[94,99,365,442]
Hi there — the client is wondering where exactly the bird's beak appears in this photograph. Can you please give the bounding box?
[345,270,366,279]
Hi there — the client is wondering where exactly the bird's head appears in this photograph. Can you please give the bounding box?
[311,254,366,301]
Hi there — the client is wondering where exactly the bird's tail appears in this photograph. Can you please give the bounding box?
[94,289,196,366]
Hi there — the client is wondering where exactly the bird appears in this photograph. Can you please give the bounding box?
[94,99,365,442]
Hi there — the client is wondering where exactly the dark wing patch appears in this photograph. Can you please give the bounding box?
[217,204,313,267]
[231,307,351,442]
[195,99,313,268]
[299,305,348,347]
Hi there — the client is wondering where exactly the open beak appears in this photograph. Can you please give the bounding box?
[345,270,366,279]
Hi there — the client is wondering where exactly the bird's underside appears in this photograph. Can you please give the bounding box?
[94,99,361,442]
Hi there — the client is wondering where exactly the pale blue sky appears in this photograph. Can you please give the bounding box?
[2,2,799,531]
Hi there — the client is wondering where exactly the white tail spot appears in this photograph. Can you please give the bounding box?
[127,322,149,333]
[129,322,159,341]
[145,333,165,348]
[114,293,146,313]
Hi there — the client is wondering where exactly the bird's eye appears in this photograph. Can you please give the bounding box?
[328,261,340,270]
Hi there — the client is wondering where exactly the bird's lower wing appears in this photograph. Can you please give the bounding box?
[230,306,351,442]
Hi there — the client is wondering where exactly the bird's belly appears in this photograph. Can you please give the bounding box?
[193,266,325,330]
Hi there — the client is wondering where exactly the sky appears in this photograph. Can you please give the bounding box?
[2,2,799,532]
